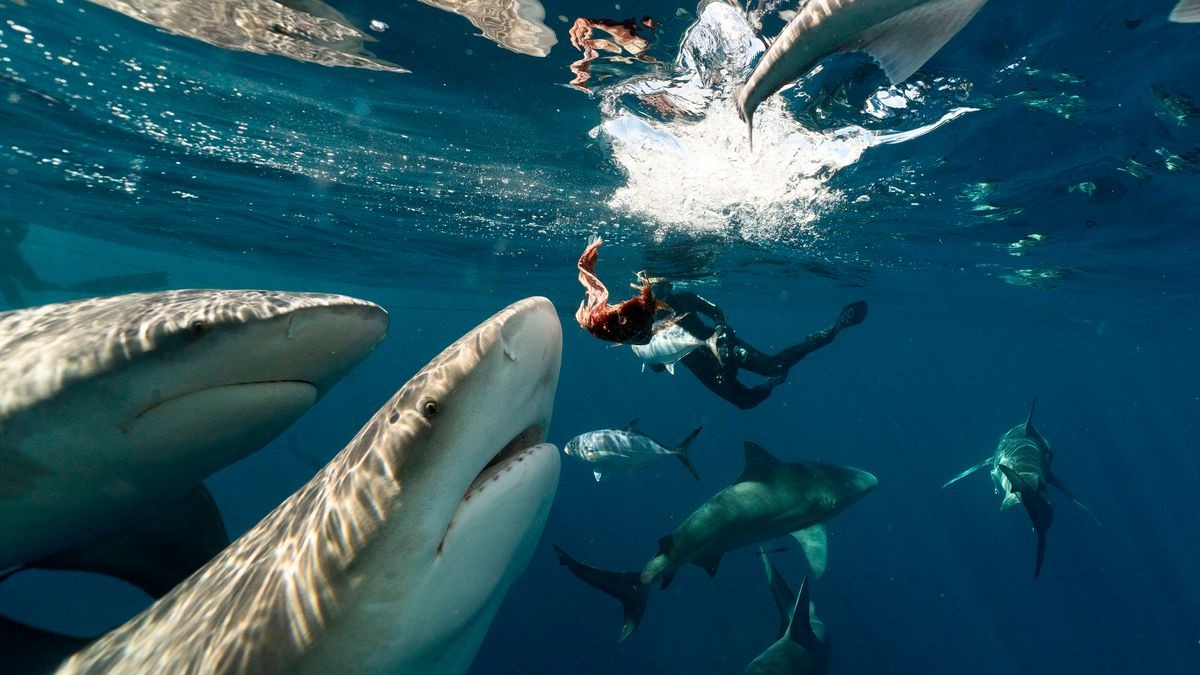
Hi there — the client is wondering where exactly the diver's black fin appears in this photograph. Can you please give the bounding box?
[29,484,229,597]
[553,545,649,641]
[996,464,1053,579]
[0,614,91,675]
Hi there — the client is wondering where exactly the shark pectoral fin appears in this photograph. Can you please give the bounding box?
[30,484,229,598]
[738,442,781,484]
[791,524,828,579]
[1171,0,1200,23]
[553,545,649,642]
[1047,471,1101,526]
[664,362,675,375]
[849,0,989,84]
[695,555,722,578]
[942,456,993,489]
[0,614,91,675]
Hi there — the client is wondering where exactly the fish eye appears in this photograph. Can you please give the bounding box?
[189,320,210,338]
[420,398,439,418]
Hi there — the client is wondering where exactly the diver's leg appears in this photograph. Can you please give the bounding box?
[743,300,868,375]
[680,350,778,410]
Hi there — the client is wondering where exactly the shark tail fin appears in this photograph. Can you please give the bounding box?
[1171,0,1200,22]
[672,426,703,481]
[553,545,649,641]
[942,456,992,489]
[996,464,1053,579]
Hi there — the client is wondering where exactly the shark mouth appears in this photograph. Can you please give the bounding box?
[467,424,547,496]
[438,424,549,556]
[131,380,317,422]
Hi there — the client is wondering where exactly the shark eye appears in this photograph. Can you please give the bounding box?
[189,320,210,338]
[420,398,439,418]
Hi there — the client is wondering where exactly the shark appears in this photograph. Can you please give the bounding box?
[55,295,562,674]
[943,401,1097,578]
[1172,0,1200,22]
[555,441,876,639]
[742,549,830,675]
[0,289,388,595]
[735,0,990,147]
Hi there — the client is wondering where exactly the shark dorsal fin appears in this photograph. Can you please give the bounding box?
[758,547,795,639]
[1024,398,1037,434]
[738,442,780,484]
[786,575,818,647]
[624,417,641,433]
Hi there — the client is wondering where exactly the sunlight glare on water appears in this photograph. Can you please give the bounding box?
[593,1,974,246]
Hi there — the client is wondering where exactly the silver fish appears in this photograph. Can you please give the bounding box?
[631,321,723,374]
[563,418,701,482]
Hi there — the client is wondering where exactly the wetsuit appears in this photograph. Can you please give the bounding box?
[663,290,867,410]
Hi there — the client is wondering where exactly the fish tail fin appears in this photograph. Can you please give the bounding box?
[672,426,703,480]
[553,545,649,641]
[704,326,725,366]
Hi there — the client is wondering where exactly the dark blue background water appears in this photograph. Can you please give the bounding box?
[1,0,1198,673]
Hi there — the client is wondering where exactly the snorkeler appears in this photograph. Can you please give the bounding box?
[0,217,169,310]
[650,281,867,410]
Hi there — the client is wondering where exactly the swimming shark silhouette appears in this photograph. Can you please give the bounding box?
[555,442,876,639]
[735,0,989,147]
[943,401,1097,578]
[742,550,830,675]
[55,296,562,674]
[0,289,387,594]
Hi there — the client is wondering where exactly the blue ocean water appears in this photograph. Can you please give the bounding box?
[1,0,1198,672]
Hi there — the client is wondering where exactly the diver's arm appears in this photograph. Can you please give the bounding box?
[668,291,725,323]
